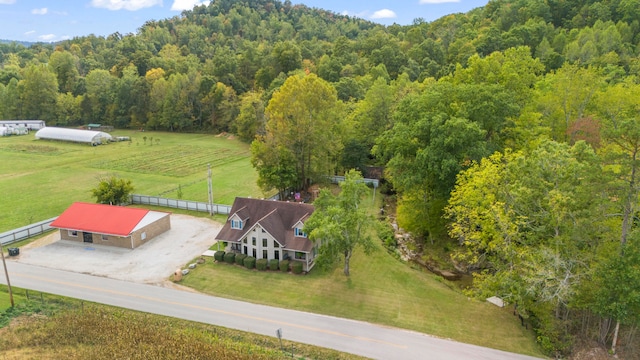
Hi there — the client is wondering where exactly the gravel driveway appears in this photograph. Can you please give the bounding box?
[10,214,222,285]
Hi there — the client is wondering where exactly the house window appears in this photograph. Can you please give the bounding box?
[274,250,280,260]
[252,248,256,257]
[243,238,247,244]
[231,219,243,229]
[141,232,147,240]
[252,237,256,246]
[101,234,109,241]
[263,249,268,259]
[273,240,279,248]
[68,230,78,237]
[262,229,266,233]
[262,238,267,247]
[294,227,307,237]
[295,252,306,260]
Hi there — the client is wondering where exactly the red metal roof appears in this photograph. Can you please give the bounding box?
[50,202,150,236]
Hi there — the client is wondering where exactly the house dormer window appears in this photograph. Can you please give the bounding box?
[231,219,243,229]
[294,227,307,237]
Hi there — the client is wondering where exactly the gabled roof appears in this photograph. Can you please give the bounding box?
[215,197,315,252]
[50,202,168,237]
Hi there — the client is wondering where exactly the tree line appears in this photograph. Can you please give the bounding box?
[2,0,640,356]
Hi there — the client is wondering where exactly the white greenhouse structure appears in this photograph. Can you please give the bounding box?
[35,127,113,145]
[0,120,46,130]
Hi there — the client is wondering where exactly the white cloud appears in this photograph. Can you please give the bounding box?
[170,0,210,11]
[0,0,16,4]
[370,9,396,19]
[24,30,36,35]
[32,8,48,15]
[419,0,460,3]
[38,34,57,41]
[91,0,162,11]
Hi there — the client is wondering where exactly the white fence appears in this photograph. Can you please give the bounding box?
[0,217,57,246]
[327,175,379,188]
[130,194,232,215]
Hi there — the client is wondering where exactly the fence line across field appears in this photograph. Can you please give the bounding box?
[1,195,234,247]
[0,217,58,247]
[3,191,296,247]
[130,194,232,215]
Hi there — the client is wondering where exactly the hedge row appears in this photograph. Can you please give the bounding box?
[214,251,225,262]
[214,253,304,274]
[269,259,280,271]
[235,253,247,265]
[291,261,303,274]
[256,259,268,271]
[279,260,290,272]
[244,256,256,269]
[223,252,236,264]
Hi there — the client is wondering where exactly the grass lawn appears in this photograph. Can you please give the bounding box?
[181,192,544,358]
[182,246,543,357]
[0,130,262,232]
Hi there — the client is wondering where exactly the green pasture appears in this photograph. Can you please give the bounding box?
[0,131,262,232]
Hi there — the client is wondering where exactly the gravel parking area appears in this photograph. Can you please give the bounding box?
[10,214,222,285]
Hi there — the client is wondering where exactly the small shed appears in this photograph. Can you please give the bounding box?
[35,127,112,145]
[50,202,171,249]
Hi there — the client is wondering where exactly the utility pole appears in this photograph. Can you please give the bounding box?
[208,163,214,216]
[0,243,14,307]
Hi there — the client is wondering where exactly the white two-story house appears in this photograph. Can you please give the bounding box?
[215,197,318,272]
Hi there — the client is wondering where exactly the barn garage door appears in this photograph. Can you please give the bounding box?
[83,232,93,243]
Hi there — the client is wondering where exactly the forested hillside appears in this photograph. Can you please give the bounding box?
[1,0,640,357]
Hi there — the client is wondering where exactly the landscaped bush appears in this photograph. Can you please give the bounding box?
[269,259,279,271]
[291,261,303,274]
[243,256,255,269]
[214,251,225,262]
[223,252,236,264]
[235,253,247,265]
[378,221,397,250]
[279,259,290,272]
[256,259,268,271]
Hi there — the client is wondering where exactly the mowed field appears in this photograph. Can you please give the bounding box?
[0,130,262,232]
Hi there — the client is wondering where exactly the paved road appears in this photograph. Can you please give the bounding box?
[2,262,543,360]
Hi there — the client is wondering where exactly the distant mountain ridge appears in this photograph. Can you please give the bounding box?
[0,39,41,47]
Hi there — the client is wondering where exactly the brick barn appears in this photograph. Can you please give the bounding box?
[50,202,171,249]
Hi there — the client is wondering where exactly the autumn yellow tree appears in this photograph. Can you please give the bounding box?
[252,73,343,193]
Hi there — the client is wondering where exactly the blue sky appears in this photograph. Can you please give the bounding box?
[0,0,489,43]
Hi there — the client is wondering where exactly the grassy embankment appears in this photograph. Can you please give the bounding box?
[1,130,543,357]
[181,192,544,358]
[0,288,363,360]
